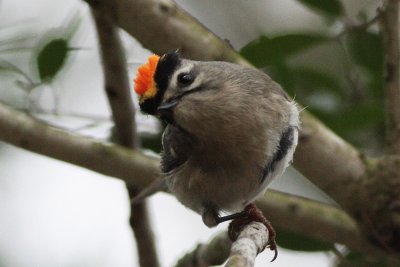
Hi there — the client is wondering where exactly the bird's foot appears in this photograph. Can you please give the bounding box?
[228,203,278,262]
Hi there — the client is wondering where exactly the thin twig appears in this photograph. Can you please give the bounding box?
[90,2,160,267]
[381,0,400,154]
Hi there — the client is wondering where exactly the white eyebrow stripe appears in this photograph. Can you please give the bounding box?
[170,64,194,89]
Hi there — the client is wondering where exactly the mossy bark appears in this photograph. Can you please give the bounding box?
[351,156,400,254]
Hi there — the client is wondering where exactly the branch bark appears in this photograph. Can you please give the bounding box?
[175,232,231,267]
[256,191,374,253]
[175,190,378,267]
[381,0,400,154]
[90,3,160,267]
[114,0,248,64]
[177,223,270,267]
[292,112,366,207]
[0,101,160,191]
[225,222,269,267]
[90,2,136,148]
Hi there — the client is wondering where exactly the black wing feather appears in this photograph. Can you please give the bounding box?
[161,125,193,173]
[261,126,295,182]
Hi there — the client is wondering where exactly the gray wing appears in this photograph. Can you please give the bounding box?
[161,124,193,173]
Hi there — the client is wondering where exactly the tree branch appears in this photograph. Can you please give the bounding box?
[225,222,269,267]
[0,101,160,189]
[113,0,248,64]
[381,0,400,154]
[175,232,231,267]
[175,190,377,267]
[292,112,366,207]
[178,223,270,267]
[90,2,136,147]
[90,3,160,267]
[256,191,373,253]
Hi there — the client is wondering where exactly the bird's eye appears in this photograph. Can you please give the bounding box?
[177,73,194,86]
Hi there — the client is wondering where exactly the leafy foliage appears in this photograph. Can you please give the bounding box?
[241,34,328,67]
[36,38,69,82]
[338,252,390,267]
[296,0,344,18]
[276,228,333,252]
[347,31,383,75]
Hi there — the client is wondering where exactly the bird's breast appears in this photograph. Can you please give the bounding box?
[165,156,264,214]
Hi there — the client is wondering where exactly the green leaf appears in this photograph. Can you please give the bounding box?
[296,0,344,18]
[37,38,68,81]
[276,228,333,252]
[266,66,343,101]
[341,252,389,267]
[240,34,328,67]
[292,68,343,95]
[309,102,384,140]
[347,31,383,75]
[266,63,296,95]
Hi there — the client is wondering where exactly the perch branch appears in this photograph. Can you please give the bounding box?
[90,3,160,267]
[225,222,269,267]
[175,232,231,267]
[256,191,375,253]
[175,223,270,267]
[175,190,377,267]
[381,0,400,154]
[0,101,160,189]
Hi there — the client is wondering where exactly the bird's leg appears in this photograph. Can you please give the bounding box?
[227,203,278,262]
[202,204,222,228]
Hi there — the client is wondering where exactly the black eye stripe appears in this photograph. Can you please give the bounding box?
[154,51,181,92]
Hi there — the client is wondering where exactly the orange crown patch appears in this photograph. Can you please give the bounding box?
[134,54,160,102]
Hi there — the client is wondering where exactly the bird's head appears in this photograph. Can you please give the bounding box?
[134,51,210,125]
[134,51,290,141]
[134,51,181,116]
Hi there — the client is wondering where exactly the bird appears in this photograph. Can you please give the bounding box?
[133,51,299,260]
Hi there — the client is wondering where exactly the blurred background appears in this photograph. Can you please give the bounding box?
[0,0,382,266]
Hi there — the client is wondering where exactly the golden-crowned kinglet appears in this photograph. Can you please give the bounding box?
[134,52,299,259]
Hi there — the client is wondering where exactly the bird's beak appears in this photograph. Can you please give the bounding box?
[157,98,179,124]
[157,98,179,112]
